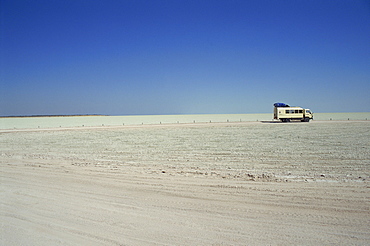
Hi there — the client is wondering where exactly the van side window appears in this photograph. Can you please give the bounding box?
[286,110,289,114]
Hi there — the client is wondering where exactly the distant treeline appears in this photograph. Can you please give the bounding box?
[0,114,107,118]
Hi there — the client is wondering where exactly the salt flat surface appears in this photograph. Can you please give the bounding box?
[1,112,369,129]
[1,121,369,245]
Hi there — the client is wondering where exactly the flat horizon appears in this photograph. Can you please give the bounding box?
[1,111,370,118]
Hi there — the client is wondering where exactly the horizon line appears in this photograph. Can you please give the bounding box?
[1,111,370,118]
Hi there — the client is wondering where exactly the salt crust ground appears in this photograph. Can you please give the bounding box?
[1,121,369,245]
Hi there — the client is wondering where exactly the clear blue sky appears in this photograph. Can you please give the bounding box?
[1,0,369,116]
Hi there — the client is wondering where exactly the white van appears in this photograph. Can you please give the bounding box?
[273,103,313,122]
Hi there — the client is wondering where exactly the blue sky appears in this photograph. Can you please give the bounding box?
[1,0,369,116]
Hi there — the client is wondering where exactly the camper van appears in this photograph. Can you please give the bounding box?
[274,103,313,122]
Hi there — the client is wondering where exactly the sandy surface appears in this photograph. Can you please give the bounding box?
[1,121,369,245]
